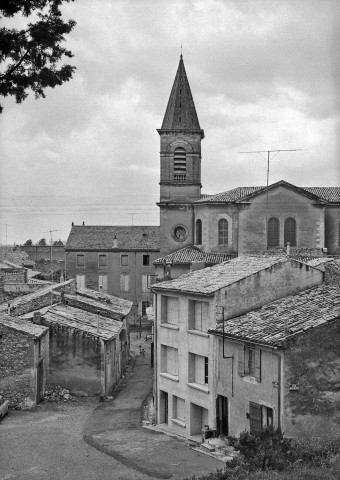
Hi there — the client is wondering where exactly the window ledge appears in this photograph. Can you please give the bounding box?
[187,329,209,338]
[188,382,209,393]
[160,323,179,330]
[160,373,179,382]
[242,375,259,384]
[171,418,186,428]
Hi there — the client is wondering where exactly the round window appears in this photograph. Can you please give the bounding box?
[172,225,188,242]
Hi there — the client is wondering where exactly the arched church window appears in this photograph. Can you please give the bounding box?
[218,219,228,245]
[284,218,296,246]
[267,217,280,247]
[174,147,186,181]
[196,219,202,245]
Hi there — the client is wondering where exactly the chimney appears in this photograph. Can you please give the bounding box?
[113,234,118,248]
[191,261,206,272]
[82,221,85,226]
[72,222,74,226]
[33,311,41,325]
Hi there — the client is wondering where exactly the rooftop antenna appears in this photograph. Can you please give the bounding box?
[238,149,301,244]
[43,229,59,282]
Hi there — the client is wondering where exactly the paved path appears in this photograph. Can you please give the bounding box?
[84,332,222,479]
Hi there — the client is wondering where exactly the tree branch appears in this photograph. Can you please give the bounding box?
[0,47,31,80]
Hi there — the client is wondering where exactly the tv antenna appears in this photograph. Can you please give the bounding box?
[43,229,59,282]
[238,149,302,240]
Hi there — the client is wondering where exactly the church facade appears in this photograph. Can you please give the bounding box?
[157,56,340,259]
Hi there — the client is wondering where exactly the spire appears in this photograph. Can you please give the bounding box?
[160,56,204,138]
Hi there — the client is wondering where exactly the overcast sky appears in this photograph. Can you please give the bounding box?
[0,0,339,244]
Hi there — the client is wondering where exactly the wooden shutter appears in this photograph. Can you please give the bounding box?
[255,349,262,382]
[195,355,205,384]
[142,274,148,293]
[167,347,178,376]
[238,345,245,376]
[167,297,179,324]
[249,402,262,432]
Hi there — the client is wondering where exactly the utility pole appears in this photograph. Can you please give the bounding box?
[44,229,58,282]
[239,149,301,226]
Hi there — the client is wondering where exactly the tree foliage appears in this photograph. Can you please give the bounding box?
[24,238,33,245]
[38,237,47,245]
[0,0,76,113]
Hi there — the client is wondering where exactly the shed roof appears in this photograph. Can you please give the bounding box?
[65,225,160,251]
[153,245,236,265]
[152,255,290,295]
[209,285,340,347]
[71,288,132,318]
[0,312,48,338]
[42,305,123,340]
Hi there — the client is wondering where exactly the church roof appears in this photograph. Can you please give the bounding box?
[153,245,236,265]
[160,55,204,137]
[196,182,340,204]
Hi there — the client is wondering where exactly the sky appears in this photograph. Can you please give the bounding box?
[0,0,339,245]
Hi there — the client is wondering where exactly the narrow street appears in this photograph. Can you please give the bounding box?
[0,332,222,480]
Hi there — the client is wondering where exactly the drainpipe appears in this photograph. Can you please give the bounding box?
[153,291,158,424]
[271,350,282,430]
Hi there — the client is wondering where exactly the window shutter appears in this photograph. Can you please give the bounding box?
[238,346,245,376]
[255,349,261,382]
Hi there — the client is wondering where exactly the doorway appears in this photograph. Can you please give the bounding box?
[36,359,44,404]
[159,391,168,424]
[216,395,229,436]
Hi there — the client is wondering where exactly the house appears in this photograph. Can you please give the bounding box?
[0,281,132,397]
[157,55,340,260]
[0,313,49,409]
[209,284,340,439]
[153,245,236,281]
[65,225,160,319]
[151,254,324,440]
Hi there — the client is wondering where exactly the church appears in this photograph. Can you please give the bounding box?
[157,55,340,262]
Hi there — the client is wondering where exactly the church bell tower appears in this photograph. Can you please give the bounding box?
[157,55,204,254]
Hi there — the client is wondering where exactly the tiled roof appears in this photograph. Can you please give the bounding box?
[42,305,123,340]
[65,225,160,251]
[196,186,263,203]
[209,285,340,347]
[0,280,74,313]
[153,245,236,265]
[0,312,48,337]
[152,255,287,295]
[75,287,132,318]
[196,183,340,204]
[302,187,340,203]
[160,55,203,136]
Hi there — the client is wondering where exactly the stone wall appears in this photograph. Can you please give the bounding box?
[284,319,340,438]
[325,263,340,286]
[1,269,27,284]
[0,326,35,409]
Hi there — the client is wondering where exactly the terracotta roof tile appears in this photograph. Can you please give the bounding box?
[153,245,236,265]
[209,285,340,346]
[0,313,48,337]
[65,225,160,251]
[152,255,287,295]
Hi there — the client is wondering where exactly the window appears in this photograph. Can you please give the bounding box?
[120,273,130,292]
[267,217,280,247]
[188,300,209,332]
[284,218,296,246]
[76,274,85,289]
[218,219,228,245]
[121,254,128,266]
[161,345,178,377]
[98,274,108,292]
[196,219,202,245]
[238,346,261,382]
[189,354,209,386]
[143,254,150,266]
[173,396,186,424]
[98,254,107,267]
[76,254,85,267]
[141,274,149,293]
[174,147,186,181]
[142,301,150,316]
[161,296,179,325]
[249,402,262,432]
